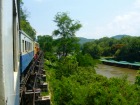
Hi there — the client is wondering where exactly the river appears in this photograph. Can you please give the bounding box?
[95,64,138,83]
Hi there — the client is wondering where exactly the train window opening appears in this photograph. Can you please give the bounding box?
[26,42,28,51]
[29,42,30,51]
[28,42,29,51]
[29,43,31,51]
[22,40,24,52]
[31,43,32,51]
[27,41,28,51]
[25,41,27,51]
[30,43,32,50]
[31,43,32,50]
[28,42,30,51]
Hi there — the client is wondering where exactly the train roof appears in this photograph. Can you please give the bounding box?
[19,30,34,41]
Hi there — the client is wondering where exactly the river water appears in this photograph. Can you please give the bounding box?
[95,64,138,83]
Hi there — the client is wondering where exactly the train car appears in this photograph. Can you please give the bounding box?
[0,0,20,105]
[0,0,41,104]
[20,30,34,73]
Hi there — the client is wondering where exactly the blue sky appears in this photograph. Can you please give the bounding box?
[23,0,140,39]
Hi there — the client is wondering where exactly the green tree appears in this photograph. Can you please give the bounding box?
[83,42,103,59]
[37,35,53,52]
[115,37,140,62]
[52,12,82,56]
[20,1,36,40]
[46,57,140,105]
[76,53,97,67]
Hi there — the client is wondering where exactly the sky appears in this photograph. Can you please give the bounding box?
[23,0,140,39]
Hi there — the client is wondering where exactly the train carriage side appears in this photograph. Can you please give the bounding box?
[20,31,34,73]
[0,0,20,105]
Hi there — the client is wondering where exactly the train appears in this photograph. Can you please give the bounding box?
[20,30,39,73]
[0,0,40,105]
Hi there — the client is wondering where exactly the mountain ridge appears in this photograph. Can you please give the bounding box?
[78,35,131,44]
[78,37,95,45]
[111,34,130,39]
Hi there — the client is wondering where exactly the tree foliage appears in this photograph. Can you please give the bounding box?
[53,12,82,56]
[43,34,140,104]
[20,1,36,40]
[82,36,140,62]
[37,35,53,52]
[115,37,140,61]
[45,54,140,105]
[83,42,103,59]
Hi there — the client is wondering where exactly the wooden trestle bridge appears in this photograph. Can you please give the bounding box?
[20,52,50,105]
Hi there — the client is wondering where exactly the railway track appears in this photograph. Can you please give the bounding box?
[20,52,50,105]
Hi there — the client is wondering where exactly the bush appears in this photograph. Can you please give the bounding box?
[135,70,140,85]
[76,53,98,67]
[55,56,78,79]
[45,55,140,105]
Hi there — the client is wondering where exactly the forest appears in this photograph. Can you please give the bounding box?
[38,32,140,62]
[82,36,140,62]
[37,12,140,104]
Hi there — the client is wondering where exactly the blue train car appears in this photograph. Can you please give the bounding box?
[20,31,34,73]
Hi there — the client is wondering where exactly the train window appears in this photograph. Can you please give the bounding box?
[28,42,30,51]
[31,43,32,50]
[25,41,27,51]
[27,41,28,51]
[27,42,29,51]
[30,43,31,51]
[29,42,31,51]
[29,42,30,51]
[28,42,29,51]
[27,41,29,51]
[22,40,24,52]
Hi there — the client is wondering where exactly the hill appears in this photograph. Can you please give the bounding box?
[78,37,95,45]
[111,35,130,39]
[77,35,130,45]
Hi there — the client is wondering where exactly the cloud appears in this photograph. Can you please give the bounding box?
[85,0,140,39]
[93,11,140,38]
[134,0,140,8]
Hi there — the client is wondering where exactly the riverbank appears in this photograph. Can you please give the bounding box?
[95,64,137,83]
